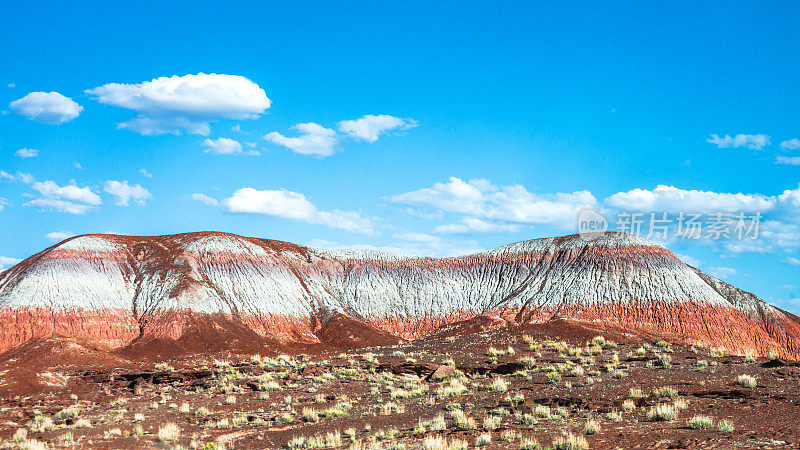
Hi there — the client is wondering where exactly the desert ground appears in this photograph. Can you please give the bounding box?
[0,320,798,449]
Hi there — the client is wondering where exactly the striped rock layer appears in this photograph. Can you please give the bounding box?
[1,231,799,357]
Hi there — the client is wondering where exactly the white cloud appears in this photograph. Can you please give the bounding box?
[15,148,38,158]
[724,220,800,254]
[223,187,377,235]
[707,133,770,150]
[780,139,800,150]
[391,177,598,228]
[605,185,775,213]
[86,73,270,135]
[707,266,737,279]
[9,91,82,124]
[264,123,338,157]
[17,172,33,184]
[311,235,482,258]
[776,156,800,165]
[46,231,76,242]
[435,217,523,234]
[103,180,152,206]
[202,137,243,155]
[191,193,219,207]
[139,168,153,178]
[0,256,22,269]
[25,180,101,214]
[337,114,417,142]
[783,257,800,266]
[73,162,85,170]
[674,253,702,267]
[0,170,14,181]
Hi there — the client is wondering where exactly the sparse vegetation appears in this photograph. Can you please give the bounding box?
[647,403,678,421]
[157,422,181,442]
[687,415,714,430]
[584,418,601,434]
[552,433,589,450]
[736,374,757,388]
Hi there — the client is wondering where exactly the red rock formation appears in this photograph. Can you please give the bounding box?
[0,231,798,359]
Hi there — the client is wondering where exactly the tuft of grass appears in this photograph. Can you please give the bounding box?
[647,403,677,421]
[436,378,469,399]
[28,415,54,433]
[476,433,492,447]
[179,403,191,414]
[687,415,714,430]
[718,420,735,432]
[736,374,757,388]
[302,407,319,422]
[157,422,181,442]
[569,365,585,377]
[489,378,509,392]
[621,399,636,412]
[552,433,589,450]
[225,395,237,404]
[584,418,601,435]
[484,415,502,430]
[450,409,477,429]
[74,418,92,428]
[502,430,519,441]
[520,437,542,449]
[421,436,468,450]
[673,397,690,411]
[425,415,447,432]
[653,386,678,397]
[155,362,174,372]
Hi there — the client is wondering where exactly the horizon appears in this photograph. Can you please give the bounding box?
[2,1,800,314]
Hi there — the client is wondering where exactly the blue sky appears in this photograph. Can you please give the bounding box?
[2,1,800,312]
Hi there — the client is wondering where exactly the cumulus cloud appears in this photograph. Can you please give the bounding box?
[310,235,482,258]
[15,148,38,158]
[724,220,800,254]
[337,115,417,142]
[103,180,152,206]
[86,73,270,135]
[264,123,338,157]
[674,253,702,267]
[780,139,800,150]
[46,231,76,242]
[223,187,377,235]
[0,256,22,269]
[707,133,770,150]
[435,217,523,234]
[605,185,775,213]
[202,137,242,154]
[707,266,737,279]
[25,180,102,214]
[783,257,800,266]
[191,193,219,206]
[9,91,82,124]
[139,168,153,178]
[776,156,800,165]
[391,177,598,228]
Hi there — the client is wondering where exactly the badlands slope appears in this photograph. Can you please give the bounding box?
[0,231,798,358]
